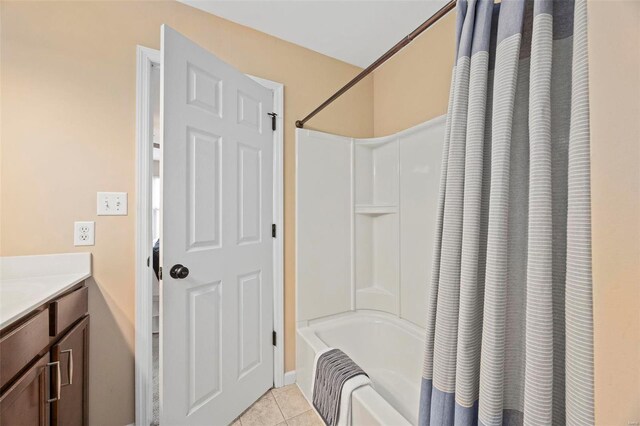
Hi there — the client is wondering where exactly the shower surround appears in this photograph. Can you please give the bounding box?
[295,116,446,424]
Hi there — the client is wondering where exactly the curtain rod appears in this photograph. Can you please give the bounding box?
[295,0,457,129]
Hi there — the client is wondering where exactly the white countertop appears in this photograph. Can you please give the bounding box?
[0,253,92,329]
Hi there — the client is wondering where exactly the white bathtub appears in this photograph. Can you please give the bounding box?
[296,311,425,425]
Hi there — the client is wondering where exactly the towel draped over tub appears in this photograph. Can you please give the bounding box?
[312,348,370,426]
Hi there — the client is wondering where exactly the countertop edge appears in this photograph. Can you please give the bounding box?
[0,272,91,330]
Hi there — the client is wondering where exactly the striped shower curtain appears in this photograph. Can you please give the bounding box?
[419,0,593,425]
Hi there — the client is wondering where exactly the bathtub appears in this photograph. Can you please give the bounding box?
[296,311,425,425]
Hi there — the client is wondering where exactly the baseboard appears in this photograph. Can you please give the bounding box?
[284,370,297,386]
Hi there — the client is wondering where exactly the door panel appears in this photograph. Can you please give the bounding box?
[237,91,263,131]
[161,25,274,426]
[238,143,263,244]
[186,129,221,250]
[186,281,222,414]
[238,271,263,378]
[187,64,222,116]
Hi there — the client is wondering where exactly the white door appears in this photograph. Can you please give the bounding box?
[160,25,274,425]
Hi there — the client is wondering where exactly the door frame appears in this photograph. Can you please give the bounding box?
[134,45,285,426]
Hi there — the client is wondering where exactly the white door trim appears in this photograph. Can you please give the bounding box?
[247,74,285,389]
[135,46,285,426]
[135,45,159,426]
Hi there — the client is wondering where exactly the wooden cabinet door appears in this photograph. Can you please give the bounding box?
[0,353,50,426]
[51,316,89,426]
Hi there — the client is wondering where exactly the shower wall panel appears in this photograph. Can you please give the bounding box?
[296,116,445,325]
[399,116,445,327]
[296,130,353,322]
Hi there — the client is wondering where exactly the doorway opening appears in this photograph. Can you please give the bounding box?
[135,45,285,426]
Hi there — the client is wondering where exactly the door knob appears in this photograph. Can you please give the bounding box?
[170,264,189,279]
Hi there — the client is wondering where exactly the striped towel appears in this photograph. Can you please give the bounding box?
[311,348,370,426]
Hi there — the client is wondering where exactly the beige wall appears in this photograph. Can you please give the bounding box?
[588,1,640,424]
[0,2,373,424]
[373,13,456,136]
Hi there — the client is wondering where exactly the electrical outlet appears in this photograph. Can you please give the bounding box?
[97,192,128,216]
[74,221,95,246]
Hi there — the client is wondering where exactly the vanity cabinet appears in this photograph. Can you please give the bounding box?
[0,282,89,426]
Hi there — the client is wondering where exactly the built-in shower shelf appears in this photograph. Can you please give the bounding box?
[355,204,398,216]
[356,286,394,296]
[356,286,397,313]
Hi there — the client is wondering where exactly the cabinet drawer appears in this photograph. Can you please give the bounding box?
[50,287,88,337]
[0,309,50,389]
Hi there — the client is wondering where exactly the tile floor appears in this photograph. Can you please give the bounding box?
[231,385,324,426]
[153,337,317,426]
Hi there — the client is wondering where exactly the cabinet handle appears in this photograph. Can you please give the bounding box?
[47,361,62,403]
[61,349,73,386]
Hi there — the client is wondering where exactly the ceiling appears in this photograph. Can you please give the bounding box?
[178,0,450,68]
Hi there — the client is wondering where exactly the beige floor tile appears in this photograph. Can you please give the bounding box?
[271,385,311,420]
[230,420,241,426]
[285,409,324,426]
[240,391,285,426]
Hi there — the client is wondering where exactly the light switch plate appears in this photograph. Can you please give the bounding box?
[97,192,128,216]
[74,221,95,246]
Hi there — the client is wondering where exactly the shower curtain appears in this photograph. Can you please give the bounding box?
[419,0,593,425]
